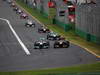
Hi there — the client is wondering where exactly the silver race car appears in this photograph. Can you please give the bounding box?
[25,20,35,27]
[34,38,50,49]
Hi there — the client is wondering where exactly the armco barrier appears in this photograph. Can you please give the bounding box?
[76,28,100,44]
[41,10,49,18]
[53,18,72,31]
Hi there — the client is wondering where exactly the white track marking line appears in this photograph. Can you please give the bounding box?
[0,18,31,55]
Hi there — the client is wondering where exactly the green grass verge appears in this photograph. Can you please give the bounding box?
[16,0,100,56]
[0,62,100,75]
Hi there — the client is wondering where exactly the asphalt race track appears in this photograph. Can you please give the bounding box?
[0,0,98,72]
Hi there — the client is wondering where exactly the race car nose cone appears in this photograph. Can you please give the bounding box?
[40,42,43,45]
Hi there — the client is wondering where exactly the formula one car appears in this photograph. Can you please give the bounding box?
[20,13,28,19]
[25,20,35,27]
[13,7,19,11]
[38,26,50,33]
[34,38,50,49]
[10,3,16,7]
[54,40,70,48]
[47,32,64,40]
[16,9,23,14]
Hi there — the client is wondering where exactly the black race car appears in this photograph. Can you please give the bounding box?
[13,7,19,11]
[16,9,23,14]
[34,38,50,49]
[38,26,50,33]
[25,20,35,27]
[47,32,64,40]
[54,40,70,48]
[20,13,28,19]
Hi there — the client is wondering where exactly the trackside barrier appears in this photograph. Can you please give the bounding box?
[76,28,100,44]
[53,18,72,31]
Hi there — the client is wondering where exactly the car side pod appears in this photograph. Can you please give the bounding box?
[37,29,42,33]
[16,11,23,15]
[31,24,35,27]
[47,36,53,40]
[25,24,30,27]
[64,41,70,48]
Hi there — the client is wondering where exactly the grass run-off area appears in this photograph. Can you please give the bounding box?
[16,0,100,56]
[0,62,100,75]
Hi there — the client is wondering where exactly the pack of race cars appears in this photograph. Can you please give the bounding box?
[5,0,70,49]
[34,37,70,49]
